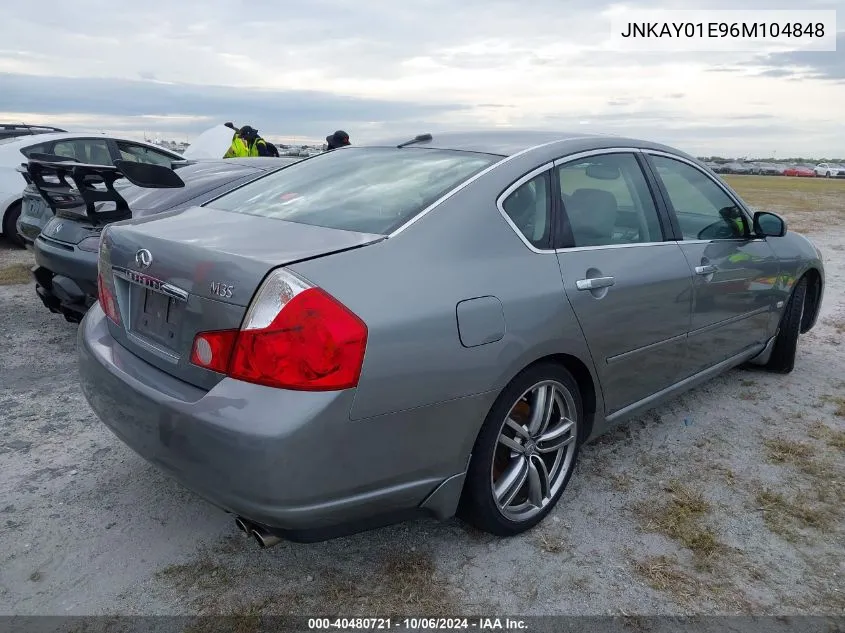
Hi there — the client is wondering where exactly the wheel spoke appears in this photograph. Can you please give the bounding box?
[527,456,550,507]
[495,456,529,507]
[498,433,523,454]
[527,386,554,436]
[537,418,576,453]
[505,417,531,440]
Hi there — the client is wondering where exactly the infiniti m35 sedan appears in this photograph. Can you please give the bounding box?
[78,131,825,546]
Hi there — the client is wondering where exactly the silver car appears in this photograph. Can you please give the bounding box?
[78,131,825,546]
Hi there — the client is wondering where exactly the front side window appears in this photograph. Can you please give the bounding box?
[52,139,112,165]
[206,147,499,235]
[557,153,663,247]
[117,141,177,166]
[650,155,748,241]
[501,172,551,249]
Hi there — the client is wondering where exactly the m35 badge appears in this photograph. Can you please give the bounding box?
[210,282,234,299]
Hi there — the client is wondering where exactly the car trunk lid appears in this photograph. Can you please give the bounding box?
[101,206,384,389]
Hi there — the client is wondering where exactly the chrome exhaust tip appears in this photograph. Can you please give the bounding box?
[251,528,283,549]
[234,516,253,534]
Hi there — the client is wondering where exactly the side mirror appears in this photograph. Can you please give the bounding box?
[753,211,787,238]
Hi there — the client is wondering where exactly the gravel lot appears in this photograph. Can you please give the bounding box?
[1,202,843,617]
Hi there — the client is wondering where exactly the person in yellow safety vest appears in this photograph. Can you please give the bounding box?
[223,122,248,158]
[223,133,249,158]
[222,123,278,158]
[238,125,276,157]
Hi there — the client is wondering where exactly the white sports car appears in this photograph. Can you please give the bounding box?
[0,132,183,246]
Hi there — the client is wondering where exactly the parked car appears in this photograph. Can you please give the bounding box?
[715,161,752,175]
[814,162,845,178]
[0,132,184,246]
[0,123,67,141]
[77,131,825,546]
[783,165,816,177]
[749,162,785,176]
[22,156,301,322]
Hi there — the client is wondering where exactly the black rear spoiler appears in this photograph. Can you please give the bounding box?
[18,155,185,225]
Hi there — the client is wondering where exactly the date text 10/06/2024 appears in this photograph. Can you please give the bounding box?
[308,617,528,631]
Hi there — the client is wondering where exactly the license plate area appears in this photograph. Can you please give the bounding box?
[129,286,185,350]
[24,196,50,222]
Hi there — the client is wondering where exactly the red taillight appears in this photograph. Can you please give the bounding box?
[97,269,121,325]
[190,329,238,374]
[190,270,368,391]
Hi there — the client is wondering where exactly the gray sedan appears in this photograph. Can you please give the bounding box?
[77,131,825,546]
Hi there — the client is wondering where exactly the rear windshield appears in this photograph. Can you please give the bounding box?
[204,147,500,234]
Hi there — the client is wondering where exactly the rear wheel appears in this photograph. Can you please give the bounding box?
[458,363,582,536]
[766,277,808,374]
[2,201,24,247]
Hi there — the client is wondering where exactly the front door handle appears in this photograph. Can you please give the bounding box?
[695,265,718,275]
[576,276,615,291]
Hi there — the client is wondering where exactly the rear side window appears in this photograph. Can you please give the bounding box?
[205,147,499,235]
[53,139,112,165]
[19,143,47,158]
[501,172,552,249]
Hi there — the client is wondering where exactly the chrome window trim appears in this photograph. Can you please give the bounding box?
[495,162,555,254]
[388,138,568,239]
[679,238,768,245]
[554,241,678,254]
[493,147,653,254]
[551,147,643,168]
[641,149,757,242]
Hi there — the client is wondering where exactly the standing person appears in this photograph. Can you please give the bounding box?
[325,130,351,151]
[223,123,277,158]
[223,122,249,158]
[239,125,275,157]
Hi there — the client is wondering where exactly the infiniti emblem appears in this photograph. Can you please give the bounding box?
[135,248,153,269]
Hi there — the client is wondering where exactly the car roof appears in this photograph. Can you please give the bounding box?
[361,130,689,158]
[222,156,302,170]
[0,132,182,155]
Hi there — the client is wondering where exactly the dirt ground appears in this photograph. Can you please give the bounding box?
[0,177,843,618]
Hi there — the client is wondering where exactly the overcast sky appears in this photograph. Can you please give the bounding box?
[1,0,843,156]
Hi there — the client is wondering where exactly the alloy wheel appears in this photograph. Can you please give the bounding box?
[491,380,578,522]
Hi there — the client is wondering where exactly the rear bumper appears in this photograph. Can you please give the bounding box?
[78,306,478,540]
[17,217,45,245]
[32,235,98,321]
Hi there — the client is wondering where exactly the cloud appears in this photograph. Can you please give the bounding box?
[1,0,844,155]
[0,72,467,140]
[722,31,845,82]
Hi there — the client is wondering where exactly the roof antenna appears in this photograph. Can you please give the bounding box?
[397,133,433,148]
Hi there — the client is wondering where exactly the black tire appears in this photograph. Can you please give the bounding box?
[766,276,808,374]
[2,201,24,248]
[458,362,583,536]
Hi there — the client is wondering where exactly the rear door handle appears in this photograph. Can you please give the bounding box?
[695,265,717,275]
[576,276,615,290]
